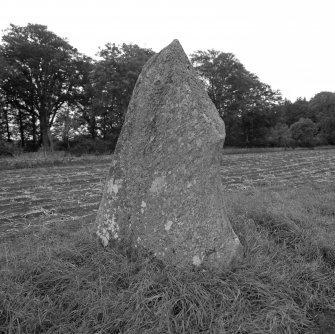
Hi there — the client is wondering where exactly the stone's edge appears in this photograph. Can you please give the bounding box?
[95,164,124,247]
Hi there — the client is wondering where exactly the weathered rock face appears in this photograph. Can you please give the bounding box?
[95,39,242,269]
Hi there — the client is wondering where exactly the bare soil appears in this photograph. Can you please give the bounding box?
[1,148,334,240]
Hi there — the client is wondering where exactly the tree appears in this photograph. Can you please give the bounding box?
[73,57,99,139]
[309,92,335,144]
[52,105,84,149]
[289,118,317,147]
[267,123,292,147]
[0,23,82,150]
[190,50,281,146]
[0,95,11,142]
[0,53,11,142]
[277,98,311,126]
[90,43,154,141]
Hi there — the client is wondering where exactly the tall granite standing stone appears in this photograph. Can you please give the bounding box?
[95,39,243,269]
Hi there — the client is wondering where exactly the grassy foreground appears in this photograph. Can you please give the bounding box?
[1,184,335,333]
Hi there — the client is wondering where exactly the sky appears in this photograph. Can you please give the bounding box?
[1,0,334,102]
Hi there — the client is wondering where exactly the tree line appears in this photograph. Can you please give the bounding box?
[0,24,334,154]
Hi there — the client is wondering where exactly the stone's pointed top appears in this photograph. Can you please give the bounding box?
[150,39,189,68]
[170,39,181,46]
[166,39,183,52]
[136,39,190,85]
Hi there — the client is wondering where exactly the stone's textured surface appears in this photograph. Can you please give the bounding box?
[95,39,243,269]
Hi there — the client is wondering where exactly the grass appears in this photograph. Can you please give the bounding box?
[222,145,335,155]
[0,151,112,170]
[1,184,335,333]
[1,145,334,170]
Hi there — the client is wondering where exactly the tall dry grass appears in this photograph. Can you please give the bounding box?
[1,184,335,333]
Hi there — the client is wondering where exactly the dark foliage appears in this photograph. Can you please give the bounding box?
[67,136,115,156]
[1,24,334,150]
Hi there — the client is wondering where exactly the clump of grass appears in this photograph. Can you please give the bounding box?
[226,183,335,267]
[1,184,335,333]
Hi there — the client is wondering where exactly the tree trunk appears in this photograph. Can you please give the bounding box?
[4,106,11,142]
[62,109,70,149]
[89,117,97,139]
[18,108,25,148]
[32,113,37,150]
[40,111,53,151]
[102,113,106,139]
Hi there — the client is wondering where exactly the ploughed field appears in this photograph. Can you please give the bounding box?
[1,148,334,239]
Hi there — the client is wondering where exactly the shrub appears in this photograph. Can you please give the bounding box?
[318,117,335,145]
[68,137,115,156]
[0,140,21,157]
[289,118,318,147]
[266,123,293,147]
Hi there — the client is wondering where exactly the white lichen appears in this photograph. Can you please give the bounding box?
[100,234,109,247]
[106,213,119,238]
[97,213,119,246]
[192,255,202,266]
[164,220,173,231]
[96,227,110,247]
[149,176,167,193]
[141,201,147,214]
[107,178,122,195]
[154,251,165,257]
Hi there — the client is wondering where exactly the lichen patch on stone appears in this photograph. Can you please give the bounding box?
[140,201,147,214]
[100,234,109,247]
[149,176,167,193]
[192,255,202,266]
[96,227,110,247]
[99,213,119,242]
[107,178,122,195]
[164,220,173,231]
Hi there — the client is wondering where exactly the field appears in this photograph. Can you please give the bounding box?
[1,148,334,239]
[1,148,335,333]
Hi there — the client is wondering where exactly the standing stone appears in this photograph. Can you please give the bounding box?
[95,39,242,269]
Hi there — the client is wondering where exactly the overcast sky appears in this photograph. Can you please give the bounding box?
[1,0,334,101]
